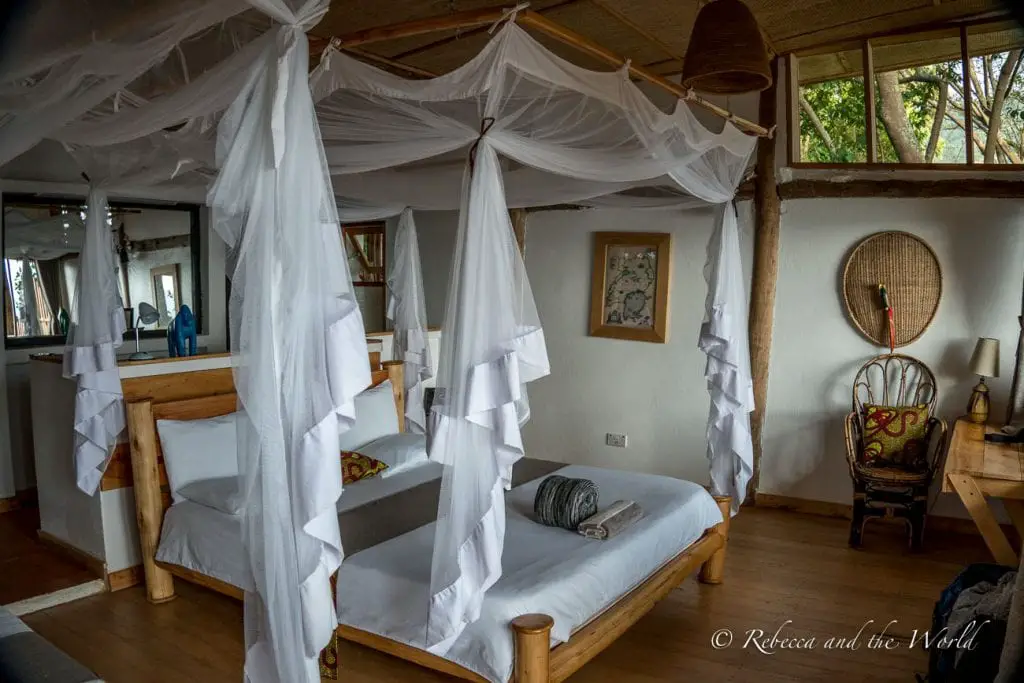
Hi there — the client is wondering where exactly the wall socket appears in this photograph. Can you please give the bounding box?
[605,433,628,448]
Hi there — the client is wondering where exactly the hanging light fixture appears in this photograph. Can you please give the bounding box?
[681,0,772,94]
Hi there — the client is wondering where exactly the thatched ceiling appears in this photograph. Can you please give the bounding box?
[310,0,1014,80]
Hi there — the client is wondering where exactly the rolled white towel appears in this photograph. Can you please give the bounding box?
[577,500,644,540]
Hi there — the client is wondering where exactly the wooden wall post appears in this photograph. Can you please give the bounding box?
[126,400,176,604]
[510,208,528,255]
[511,614,554,683]
[748,57,782,501]
[383,360,406,433]
[698,495,732,584]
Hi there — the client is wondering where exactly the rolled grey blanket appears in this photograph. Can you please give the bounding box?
[578,500,644,540]
[534,475,599,530]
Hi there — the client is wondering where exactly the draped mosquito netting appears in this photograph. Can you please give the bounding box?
[313,18,758,652]
[2,1,757,678]
[3,2,370,681]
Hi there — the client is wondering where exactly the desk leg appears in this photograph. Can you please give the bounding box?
[949,474,1018,567]
[1003,499,1024,551]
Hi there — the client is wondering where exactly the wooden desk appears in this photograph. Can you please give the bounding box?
[943,418,1024,566]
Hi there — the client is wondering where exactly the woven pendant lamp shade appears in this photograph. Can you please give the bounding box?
[682,0,772,94]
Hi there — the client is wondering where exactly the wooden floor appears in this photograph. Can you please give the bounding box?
[0,507,100,606]
[22,508,993,683]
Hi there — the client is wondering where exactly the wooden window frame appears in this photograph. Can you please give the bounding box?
[787,18,1022,170]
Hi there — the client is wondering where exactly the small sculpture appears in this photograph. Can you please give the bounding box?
[167,305,197,357]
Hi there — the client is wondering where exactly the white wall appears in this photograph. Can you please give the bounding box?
[520,206,751,484]
[760,197,1024,518]
[415,210,460,328]
[507,198,1023,520]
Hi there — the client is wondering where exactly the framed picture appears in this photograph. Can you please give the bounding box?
[589,232,671,343]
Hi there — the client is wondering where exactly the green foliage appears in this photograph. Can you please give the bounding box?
[799,77,867,163]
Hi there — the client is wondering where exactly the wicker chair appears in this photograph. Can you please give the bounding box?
[844,354,948,550]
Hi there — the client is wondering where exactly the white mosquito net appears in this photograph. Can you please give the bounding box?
[61,187,126,494]
[5,2,367,681]
[206,1,370,682]
[3,1,759,673]
[386,208,433,434]
[312,18,757,651]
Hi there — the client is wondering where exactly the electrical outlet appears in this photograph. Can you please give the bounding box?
[605,433,627,448]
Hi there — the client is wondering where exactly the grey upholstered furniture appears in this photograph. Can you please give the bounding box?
[0,606,102,683]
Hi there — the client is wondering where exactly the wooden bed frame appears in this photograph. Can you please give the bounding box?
[125,358,731,683]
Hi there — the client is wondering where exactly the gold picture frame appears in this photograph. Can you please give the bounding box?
[589,232,671,343]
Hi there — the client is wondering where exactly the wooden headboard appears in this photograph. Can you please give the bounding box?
[126,360,404,604]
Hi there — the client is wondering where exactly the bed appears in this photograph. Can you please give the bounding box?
[337,464,724,683]
[125,360,731,683]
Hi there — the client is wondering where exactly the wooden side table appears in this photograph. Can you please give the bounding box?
[943,418,1024,566]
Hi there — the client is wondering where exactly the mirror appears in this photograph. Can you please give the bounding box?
[341,221,387,332]
[3,196,202,346]
[150,264,181,327]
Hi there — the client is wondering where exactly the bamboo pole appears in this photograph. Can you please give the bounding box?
[325,4,771,138]
[747,58,781,502]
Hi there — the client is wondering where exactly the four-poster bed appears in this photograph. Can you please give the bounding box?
[125,357,731,682]
[3,2,758,682]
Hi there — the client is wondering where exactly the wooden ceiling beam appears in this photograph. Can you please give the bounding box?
[775,7,1009,56]
[331,6,507,50]
[344,47,437,78]
[779,178,1024,199]
[386,0,585,62]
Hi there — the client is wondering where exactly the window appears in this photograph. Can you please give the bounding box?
[341,221,387,333]
[2,195,202,347]
[791,20,1024,167]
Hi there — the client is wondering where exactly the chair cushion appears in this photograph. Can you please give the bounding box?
[861,404,930,470]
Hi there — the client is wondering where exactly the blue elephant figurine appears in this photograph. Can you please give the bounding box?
[167,305,198,357]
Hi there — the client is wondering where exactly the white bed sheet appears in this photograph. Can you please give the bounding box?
[335,465,723,683]
[155,462,444,591]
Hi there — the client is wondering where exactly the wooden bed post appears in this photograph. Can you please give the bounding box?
[511,614,554,683]
[383,360,405,432]
[126,399,176,603]
[748,56,782,501]
[699,495,732,585]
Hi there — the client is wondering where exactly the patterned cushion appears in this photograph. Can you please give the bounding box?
[341,451,388,484]
[861,404,929,470]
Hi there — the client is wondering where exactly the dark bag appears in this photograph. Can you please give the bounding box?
[923,563,1015,683]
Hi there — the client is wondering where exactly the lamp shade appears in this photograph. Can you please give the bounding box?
[969,337,1000,378]
[681,0,772,94]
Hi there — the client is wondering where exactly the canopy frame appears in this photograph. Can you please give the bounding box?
[311,5,773,137]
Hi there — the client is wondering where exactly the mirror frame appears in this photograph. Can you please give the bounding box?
[2,193,204,349]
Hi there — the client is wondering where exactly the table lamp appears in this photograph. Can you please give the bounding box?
[967,337,1000,424]
[129,302,161,361]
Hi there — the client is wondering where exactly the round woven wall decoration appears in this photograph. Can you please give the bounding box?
[842,231,942,348]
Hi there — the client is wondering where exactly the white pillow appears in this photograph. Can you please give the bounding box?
[338,380,400,451]
[357,433,428,479]
[157,412,239,504]
[177,476,242,515]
